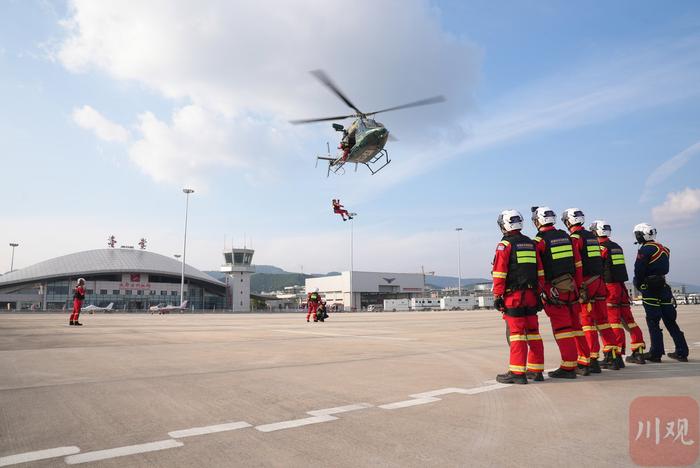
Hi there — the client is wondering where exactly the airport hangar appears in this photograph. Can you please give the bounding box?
[305,271,426,310]
[0,248,230,311]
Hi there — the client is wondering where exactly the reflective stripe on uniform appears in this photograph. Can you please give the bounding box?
[577,356,590,365]
[611,253,625,265]
[574,261,583,267]
[516,250,536,264]
[509,334,528,342]
[590,352,599,359]
[596,323,612,330]
[586,245,602,257]
[554,331,575,340]
[509,364,526,373]
[527,363,545,371]
[537,269,545,277]
[582,326,597,332]
[610,323,624,329]
[526,334,543,341]
[492,271,507,279]
[561,360,578,368]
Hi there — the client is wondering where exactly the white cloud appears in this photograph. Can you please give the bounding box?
[72,105,130,142]
[642,140,700,201]
[652,188,700,227]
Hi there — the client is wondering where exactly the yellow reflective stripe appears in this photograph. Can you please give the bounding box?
[610,323,624,329]
[582,326,597,332]
[574,261,583,267]
[492,271,507,279]
[611,254,625,265]
[527,363,545,371]
[561,360,578,368]
[630,343,645,350]
[509,364,526,372]
[612,259,625,265]
[586,246,601,257]
[554,331,575,340]
[552,252,574,260]
[509,335,528,342]
[590,352,599,359]
[537,269,545,277]
[551,245,572,253]
[570,233,581,239]
[597,323,612,330]
[578,356,590,364]
[533,236,542,242]
[517,257,537,264]
[573,331,585,337]
[526,334,543,341]
[501,240,510,246]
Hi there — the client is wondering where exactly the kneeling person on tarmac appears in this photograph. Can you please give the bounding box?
[492,210,545,385]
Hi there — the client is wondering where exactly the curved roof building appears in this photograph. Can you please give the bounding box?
[0,249,226,311]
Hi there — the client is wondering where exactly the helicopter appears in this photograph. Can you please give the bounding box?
[290,70,445,176]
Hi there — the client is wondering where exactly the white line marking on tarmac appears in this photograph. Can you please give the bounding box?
[64,440,183,465]
[273,329,411,341]
[0,446,80,467]
[379,385,509,410]
[168,421,251,438]
[256,403,372,432]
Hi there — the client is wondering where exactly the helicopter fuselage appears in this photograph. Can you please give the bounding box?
[344,118,389,164]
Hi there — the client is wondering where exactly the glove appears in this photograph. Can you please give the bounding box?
[536,294,544,312]
[494,296,505,312]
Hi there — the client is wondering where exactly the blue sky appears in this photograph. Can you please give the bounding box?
[1,0,700,284]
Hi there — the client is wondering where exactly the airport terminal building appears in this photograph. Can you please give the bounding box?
[306,271,425,310]
[0,249,227,311]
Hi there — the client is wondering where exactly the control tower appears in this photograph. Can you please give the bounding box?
[221,247,255,312]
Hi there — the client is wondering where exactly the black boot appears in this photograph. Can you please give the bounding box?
[576,364,591,376]
[525,371,544,382]
[74,322,83,326]
[626,350,646,364]
[667,352,688,362]
[69,321,75,326]
[642,352,662,363]
[547,368,576,379]
[615,355,625,369]
[605,352,620,370]
[496,371,528,385]
[589,358,602,373]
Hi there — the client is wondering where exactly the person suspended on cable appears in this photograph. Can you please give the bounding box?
[332,199,353,221]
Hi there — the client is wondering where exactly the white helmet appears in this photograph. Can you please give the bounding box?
[590,220,611,237]
[531,206,556,228]
[314,287,319,293]
[561,208,585,228]
[633,223,657,244]
[77,278,86,285]
[497,209,524,234]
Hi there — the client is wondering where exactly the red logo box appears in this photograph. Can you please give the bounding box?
[630,396,699,466]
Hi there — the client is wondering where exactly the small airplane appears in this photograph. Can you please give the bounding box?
[290,70,444,176]
[82,303,114,313]
[149,301,189,314]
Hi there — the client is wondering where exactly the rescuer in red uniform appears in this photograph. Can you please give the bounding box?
[590,220,646,364]
[562,208,623,371]
[492,210,545,384]
[69,278,86,326]
[307,288,322,322]
[332,199,353,221]
[531,206,582,378]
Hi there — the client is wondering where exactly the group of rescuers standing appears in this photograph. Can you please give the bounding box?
[492,206,690,384]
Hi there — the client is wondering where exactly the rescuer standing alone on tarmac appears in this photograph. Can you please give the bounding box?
[307,288,322,322]
[633,223,689,363]
[492,210,545,384]
[590,220,646,364]
[531,206,582,379]
[69,278,86,326]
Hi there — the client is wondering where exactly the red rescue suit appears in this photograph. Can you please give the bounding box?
[307,292,321,321]
[598,236,645,354]
[492,230,544,375]
[534,225,583,370]
[332,200,350,219]
[70,285,85,323]
[569,226,620,358]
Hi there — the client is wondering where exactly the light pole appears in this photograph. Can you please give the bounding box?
[180,189,194,306]
[9,243,19,272]
[349,213,357,311]
[455,228,463,296]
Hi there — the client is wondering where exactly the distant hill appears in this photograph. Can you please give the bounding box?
[425,276,491,289]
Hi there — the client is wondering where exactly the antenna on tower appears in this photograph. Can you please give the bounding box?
[223,234,227,250]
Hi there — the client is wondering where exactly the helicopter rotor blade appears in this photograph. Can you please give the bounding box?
[289,114,356,125]
[310,69,364,115]
[368,95,446,116]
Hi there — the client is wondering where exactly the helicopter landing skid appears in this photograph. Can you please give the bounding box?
[364,149,391,175]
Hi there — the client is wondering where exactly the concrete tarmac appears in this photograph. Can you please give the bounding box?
[1,307,699,467]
